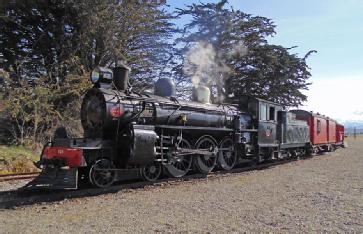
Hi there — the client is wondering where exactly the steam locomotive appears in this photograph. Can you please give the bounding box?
[28,64,345,189]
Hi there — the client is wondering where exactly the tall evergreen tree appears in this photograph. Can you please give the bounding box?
[0,0,177,144]
[73,0,178,87]
[0,0,177,85]
[227,44,315,107]
[0,1,79,82]
[176,0,314,107]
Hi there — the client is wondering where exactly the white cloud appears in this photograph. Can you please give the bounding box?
[353,110,363,115]
[300,76,363,122]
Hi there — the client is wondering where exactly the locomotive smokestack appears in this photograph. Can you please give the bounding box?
[113,63,131,91]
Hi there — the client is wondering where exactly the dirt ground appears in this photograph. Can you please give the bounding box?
[0,138,362,233]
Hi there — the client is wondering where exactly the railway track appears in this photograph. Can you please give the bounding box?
[0,172,39,182]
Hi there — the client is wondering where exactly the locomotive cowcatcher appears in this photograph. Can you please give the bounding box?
[27,64,345,189]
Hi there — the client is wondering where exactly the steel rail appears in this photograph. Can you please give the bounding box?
[0,172,40,182]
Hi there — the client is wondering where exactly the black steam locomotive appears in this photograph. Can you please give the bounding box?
[29,64,316,189]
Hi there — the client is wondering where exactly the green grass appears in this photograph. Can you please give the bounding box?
[0,145,40,174]
[0,145,39,161]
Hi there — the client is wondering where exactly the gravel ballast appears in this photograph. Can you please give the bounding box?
[0,139,362,233]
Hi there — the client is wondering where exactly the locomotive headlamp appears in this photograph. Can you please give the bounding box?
[90,67,113,84]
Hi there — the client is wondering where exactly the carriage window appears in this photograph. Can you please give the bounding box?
[317,120,321,134]
[260,103,267,120]
[269,106,275,121]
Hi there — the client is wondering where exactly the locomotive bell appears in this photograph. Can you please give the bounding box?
[192,85,211,104]
[155,78,176,97]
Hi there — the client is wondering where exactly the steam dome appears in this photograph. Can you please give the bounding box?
[155,78,176,97]
[192,86,211,104]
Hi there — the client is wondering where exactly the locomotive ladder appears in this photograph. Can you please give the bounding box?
[155,134,172,163]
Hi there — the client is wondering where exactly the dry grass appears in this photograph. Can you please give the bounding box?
[346,135,363,140]
[0,145,40,174]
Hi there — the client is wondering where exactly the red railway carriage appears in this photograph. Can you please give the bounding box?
[327,119,337,143]
[291,110,339,152]
[336,123,345,145]
[291,110,327,145]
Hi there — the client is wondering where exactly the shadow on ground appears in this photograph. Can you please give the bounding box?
[0,156,319,209]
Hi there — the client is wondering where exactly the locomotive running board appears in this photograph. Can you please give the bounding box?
[156,125,233,132]
[22,167,78,190]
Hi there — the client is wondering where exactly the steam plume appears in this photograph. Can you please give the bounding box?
[183,41,247,92]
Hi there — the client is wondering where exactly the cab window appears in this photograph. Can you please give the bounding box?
[269,106,275,121]
[260,103,267,120]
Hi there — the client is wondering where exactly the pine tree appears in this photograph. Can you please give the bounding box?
[0,0,177,85]
[0,0,177,144]
[176,0,314,107]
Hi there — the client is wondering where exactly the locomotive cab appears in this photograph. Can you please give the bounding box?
[234,95,283,162]
[236,95,282,146]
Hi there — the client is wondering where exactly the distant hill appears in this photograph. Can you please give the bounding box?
[340,120,363,134]
[341,120,363,128]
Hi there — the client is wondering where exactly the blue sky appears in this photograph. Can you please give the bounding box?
[168,0,363,122]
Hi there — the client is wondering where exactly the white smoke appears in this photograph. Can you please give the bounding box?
[183,41,247,88]
[228,43,248,58]
[183,41,222,87]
